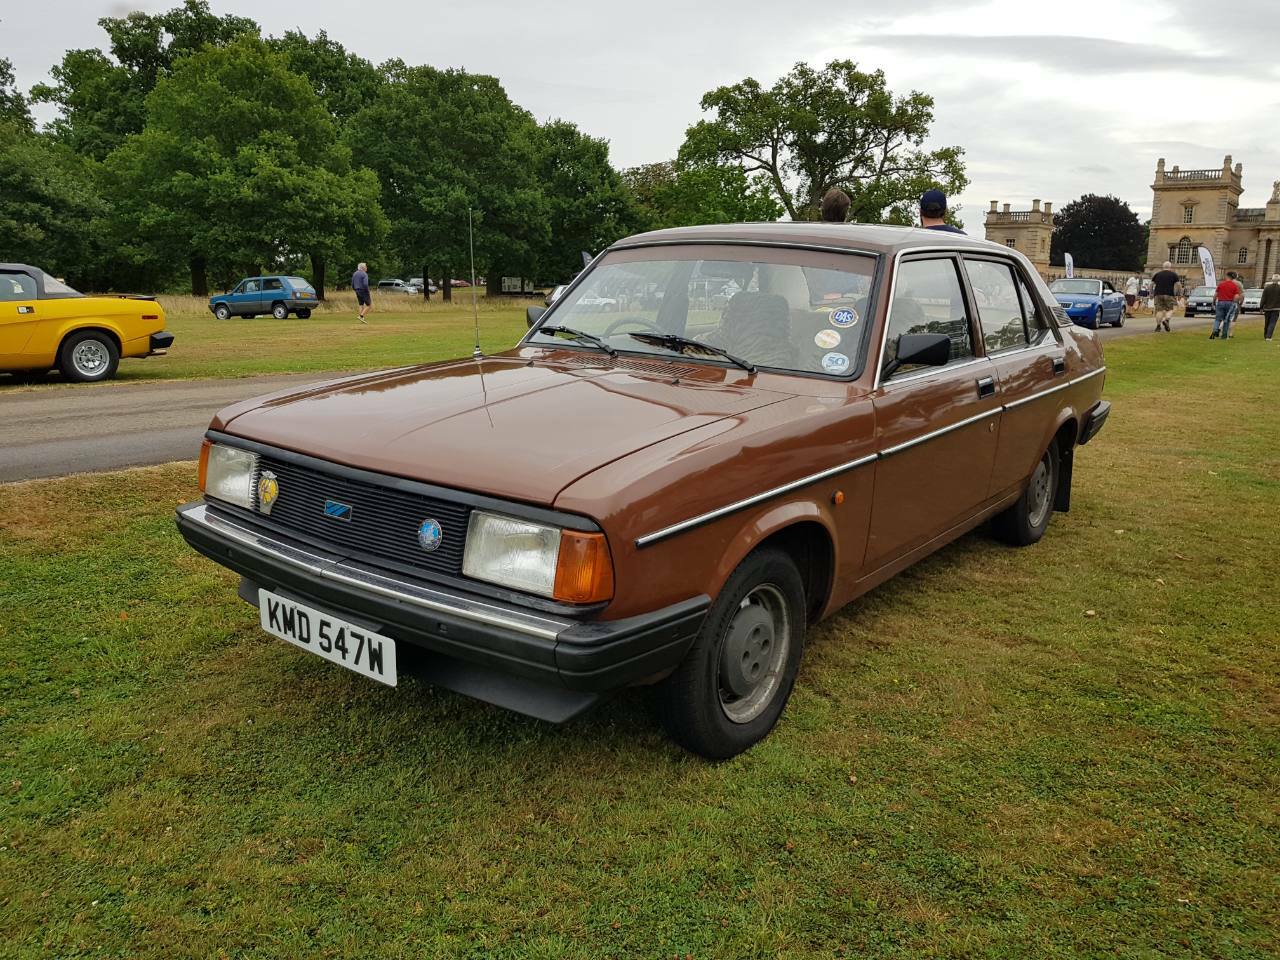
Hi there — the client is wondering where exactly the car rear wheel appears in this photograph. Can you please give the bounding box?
[993,439,1060,546]
[213,303,231,320]
[297,308,312,319]
[1113,306,1124,327]
[654,547,806,759]
[272,302,289,320]
[58,330,120,383]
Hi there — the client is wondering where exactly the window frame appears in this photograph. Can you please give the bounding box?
[961,255,1032,356]
[880,252,981,383]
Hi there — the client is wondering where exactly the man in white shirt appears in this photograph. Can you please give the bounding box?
[1124,275,1140,318]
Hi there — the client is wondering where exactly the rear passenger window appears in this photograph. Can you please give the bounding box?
[1017,275,1049,341]
[0,272,37,301]
[885,258,973,376]
[263,278,284,291]
[965,259,1027,353]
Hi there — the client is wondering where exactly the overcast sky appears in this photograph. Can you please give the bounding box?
[6,0,1280,234]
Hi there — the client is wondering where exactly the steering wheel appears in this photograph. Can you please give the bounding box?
[602,314,667,338]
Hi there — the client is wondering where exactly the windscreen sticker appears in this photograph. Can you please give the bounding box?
[814,328,842,349]
[831,308,859,327]
[821,352,851,374]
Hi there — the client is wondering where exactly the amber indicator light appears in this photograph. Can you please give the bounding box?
[832,490,845,505]
[553,530,615,604]
[197,439,212,492]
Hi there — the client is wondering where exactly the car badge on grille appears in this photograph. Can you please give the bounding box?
[417,518,443,552]
[257,471,279,515]
[323,499,353,521]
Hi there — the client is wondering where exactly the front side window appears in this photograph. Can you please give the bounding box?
[530,247,877,377]
[243,280,261,294]
[965,259,1026,353]
[1017,275,1049,340]
[884,257,973,375]
[0,271,37,301]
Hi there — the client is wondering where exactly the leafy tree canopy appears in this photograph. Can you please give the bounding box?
[0,57,33,130]
[268,30,383,124]
[1050,194,1147,271]
[680,60,966,224]
[624,160,783,230]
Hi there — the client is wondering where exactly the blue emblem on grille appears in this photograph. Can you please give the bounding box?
[417,518,442,552]
[323,499,352,521]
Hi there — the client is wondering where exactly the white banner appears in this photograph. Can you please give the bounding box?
[1197,245,1217,289]
[1064,253,1074,278]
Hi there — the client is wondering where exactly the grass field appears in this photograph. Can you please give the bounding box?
[1,328,1277,957]
[3,293,534,387]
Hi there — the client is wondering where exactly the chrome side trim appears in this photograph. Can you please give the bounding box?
[1071,366,1106,384]
[634,452,878,548]
[1003,380,1072,410]
[879,408,999,457]
[882,356,986,388]
[189,505,570,641]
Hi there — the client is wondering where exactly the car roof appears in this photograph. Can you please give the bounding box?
[610,221,1000,256]
[0,263,40,273]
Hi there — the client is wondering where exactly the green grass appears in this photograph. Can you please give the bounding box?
[1,324,1278,957]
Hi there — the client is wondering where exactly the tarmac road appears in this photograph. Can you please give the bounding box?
[0,311,1226,484]
[0,372,341,483]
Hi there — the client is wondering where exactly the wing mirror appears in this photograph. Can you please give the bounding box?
[526,305,546,328]
[882,333,951,379]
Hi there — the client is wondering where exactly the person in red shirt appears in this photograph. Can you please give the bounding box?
[1210,272,1243,339]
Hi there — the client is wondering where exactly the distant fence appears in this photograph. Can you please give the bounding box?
[1042,266,1139,286]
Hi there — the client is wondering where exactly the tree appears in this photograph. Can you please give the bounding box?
[623,160,782,229]
[104,37,385,295]
[680,60,966,223]
[534,120,641,281]
[1050,195,1147,270]
[348,64,547,301]
[268,31,384,125]
[33,0,258,159]
[0,57,33,130]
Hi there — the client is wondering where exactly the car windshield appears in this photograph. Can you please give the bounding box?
[1050,279,1101,296]
[1191,286,1213,297]
[529,247,878,377]
[286,277,315,292]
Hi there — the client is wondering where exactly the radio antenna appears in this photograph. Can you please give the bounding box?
[468,208,482,359]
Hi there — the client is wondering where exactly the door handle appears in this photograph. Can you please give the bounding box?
[976,376,996,398]
[17,306,34,315]
[1052,357,1066,375]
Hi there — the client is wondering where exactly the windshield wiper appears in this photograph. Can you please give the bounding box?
[626,332,756,373]
[535,324,617,357]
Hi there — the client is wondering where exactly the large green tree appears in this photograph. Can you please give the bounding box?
[623,160,782,229]
[680,60,966,223]
[348,64,547,300]
[268,30,383,125]
[32,0,258,159]
[1050,194,1147,270]
[0,57,33,130]
[104,37,385,296]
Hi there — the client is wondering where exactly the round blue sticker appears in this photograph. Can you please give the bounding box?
[831,309,858,327]
[821,352,850,374]
[417,519,443,552]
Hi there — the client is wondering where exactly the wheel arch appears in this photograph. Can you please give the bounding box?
[58,323,123,357]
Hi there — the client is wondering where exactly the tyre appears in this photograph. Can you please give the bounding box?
[272,302,289,320]
[992,439,1060,546]
[1114,310,1124,328]
[654,547,807,759]
[58,330,120,383]
[214,303,231,320]
[297,308,312,319]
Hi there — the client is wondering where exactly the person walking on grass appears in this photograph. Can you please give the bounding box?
[352,262,371,324]
[1151,261,1180,332]
[1210,270,1242,340]
[1261,273,1280,341]
[1124,274,1139,317]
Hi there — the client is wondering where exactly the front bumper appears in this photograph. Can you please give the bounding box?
[148,331,175,355]
[1058,304,1101,327]
[176,502,708,722]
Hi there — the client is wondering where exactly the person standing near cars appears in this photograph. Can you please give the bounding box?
[1124,274,1139,317]
[1261,273,1280,341]
[919,189,965,233]
[1210,271,1242,339]
[352,262,371,324]
[819,187,851,223]
[1150,261,1181,332]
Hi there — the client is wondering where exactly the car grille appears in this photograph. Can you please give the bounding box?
[255,455,469,577]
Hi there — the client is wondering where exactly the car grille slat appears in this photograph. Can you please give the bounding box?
[256,456,468,576]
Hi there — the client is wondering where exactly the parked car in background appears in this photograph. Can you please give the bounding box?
[407,278,439,294]
[378,279,419,295]
[1242,288,1263,313]
[1,263,173,382]
[178,223,1108,759]
[450,279,471,288]
[1184,286,1215,316]
[210,276,317,320]
[1048,278,1126,329]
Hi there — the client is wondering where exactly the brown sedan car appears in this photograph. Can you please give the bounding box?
[177,223,1108,758]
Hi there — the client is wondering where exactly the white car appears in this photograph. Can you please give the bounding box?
[408,278,439,294]
[377,279,419,295]
[1242,288,1263,313]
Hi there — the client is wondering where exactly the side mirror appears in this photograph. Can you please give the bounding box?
[882,333,951,379]
[526,305,546,328]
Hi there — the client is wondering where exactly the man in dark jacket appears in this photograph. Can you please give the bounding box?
[1261,273,1280,341]
[352,261,371,324]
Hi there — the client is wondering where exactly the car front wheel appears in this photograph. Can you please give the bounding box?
[272,303,289,320]
[58,330,120,383]
[655,547,806,759]
[214,303,231,320]
[993,439,1060,546]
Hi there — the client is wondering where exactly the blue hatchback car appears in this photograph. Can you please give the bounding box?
[209,276,318,320]
[1048,278,1126,329]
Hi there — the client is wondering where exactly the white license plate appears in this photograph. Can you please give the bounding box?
[258,590,397,686]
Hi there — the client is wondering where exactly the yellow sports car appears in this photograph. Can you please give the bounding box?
[0,263,174,382]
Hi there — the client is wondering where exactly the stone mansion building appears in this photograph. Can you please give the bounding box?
[984,155,1280,286]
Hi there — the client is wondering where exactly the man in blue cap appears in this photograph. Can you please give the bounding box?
[919,189,965,233]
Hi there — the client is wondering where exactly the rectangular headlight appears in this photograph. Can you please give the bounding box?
[463,511,562,597]
[203,443,258,509]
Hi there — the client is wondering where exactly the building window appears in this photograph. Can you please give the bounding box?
[1238,247,1248,264]
[1183,206,1194,224]
[1175,237,1193,264]
[1004,238,1016,248]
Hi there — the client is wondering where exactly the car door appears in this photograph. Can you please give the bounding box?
[238,278,265,315]
[261,277,285,312]
[865,254,1002,571]
[962,255,1064,498]
[0,269,41,366]
[1100,281,1119,322]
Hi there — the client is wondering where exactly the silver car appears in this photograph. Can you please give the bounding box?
[1242,288,1263,313]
